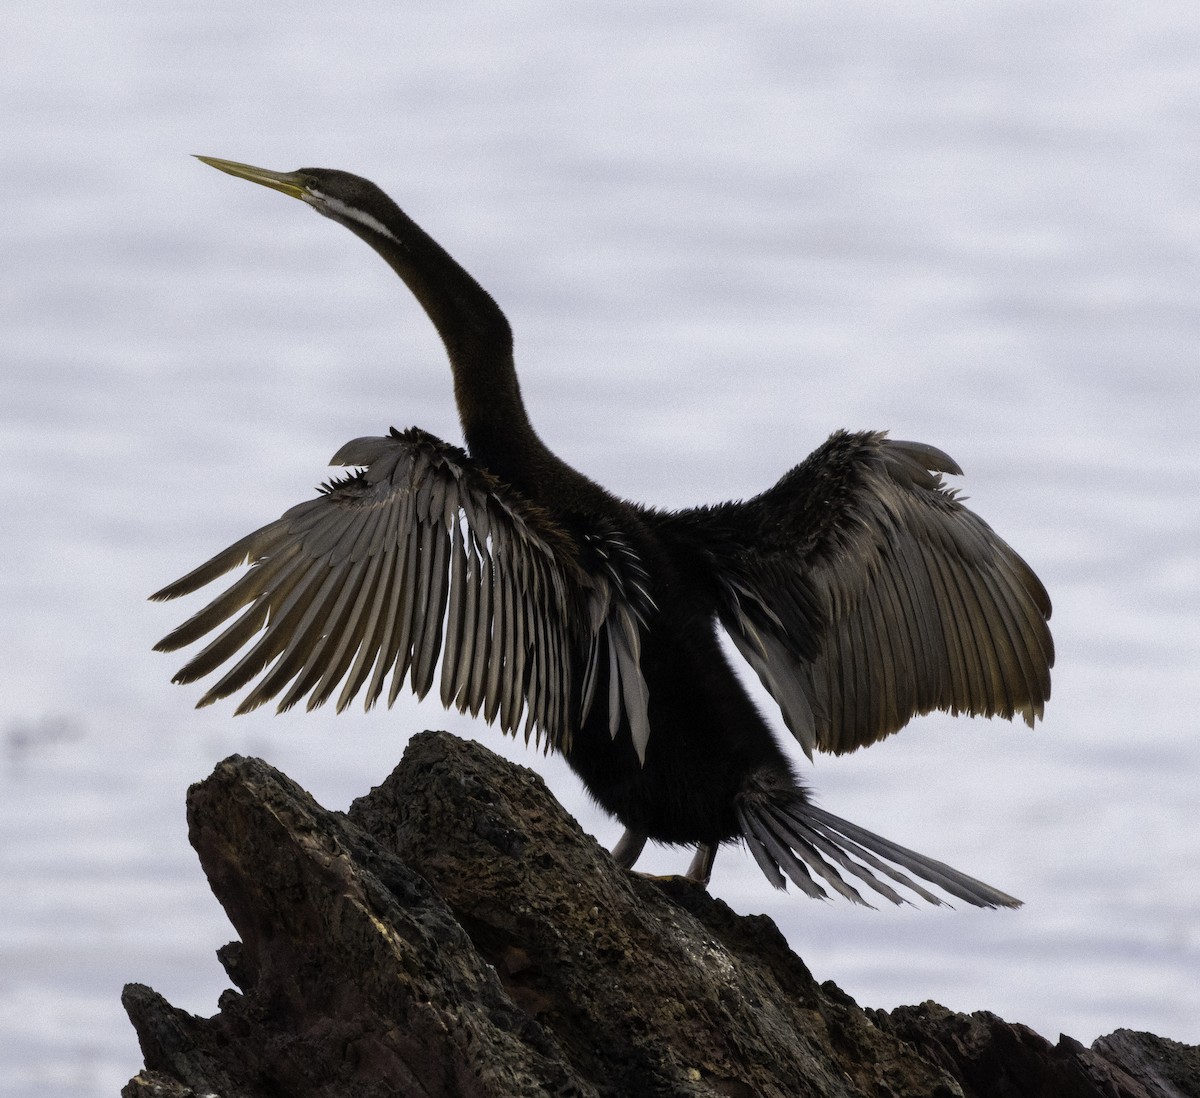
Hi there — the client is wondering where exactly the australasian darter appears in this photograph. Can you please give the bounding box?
[153,157,1053,907]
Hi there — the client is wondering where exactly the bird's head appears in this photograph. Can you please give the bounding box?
[195,156,401,243]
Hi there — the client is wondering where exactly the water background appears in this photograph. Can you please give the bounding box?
[3,2,1198,1094]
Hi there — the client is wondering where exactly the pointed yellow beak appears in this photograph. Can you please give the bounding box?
[195,156,309,200]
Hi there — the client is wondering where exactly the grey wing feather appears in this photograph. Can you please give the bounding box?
[575,526,654,762]
[652,430,1053,757]
[152,427,650,756]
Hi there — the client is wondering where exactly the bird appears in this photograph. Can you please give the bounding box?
[153,156,1053,908]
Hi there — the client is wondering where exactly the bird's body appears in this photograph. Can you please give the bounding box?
[155,158,1053,907]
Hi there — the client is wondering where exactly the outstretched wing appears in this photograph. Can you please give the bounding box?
[152,427,651,758]
[648,430,1053,757]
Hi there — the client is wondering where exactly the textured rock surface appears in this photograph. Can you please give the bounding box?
[122,732,1198,1097]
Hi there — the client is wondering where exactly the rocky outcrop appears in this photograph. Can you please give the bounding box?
[122,732,1198,1097]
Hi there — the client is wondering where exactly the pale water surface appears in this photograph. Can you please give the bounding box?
[2,2,1198,1094]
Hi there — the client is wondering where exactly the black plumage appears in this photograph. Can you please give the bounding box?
[154,157,1054,907]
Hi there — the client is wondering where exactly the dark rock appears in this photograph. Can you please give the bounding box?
[1092,1031,1200,1098]
[873,1002,1197,1098]
[122,731,1198,1097]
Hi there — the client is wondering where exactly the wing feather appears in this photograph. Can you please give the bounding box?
[283,556,374,712]
[152,426,653,758]
[440,512,470,710]
[649,429,1052,756]
[315,549,386,710]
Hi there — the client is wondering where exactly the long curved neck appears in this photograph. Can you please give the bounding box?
[327,197,551,482]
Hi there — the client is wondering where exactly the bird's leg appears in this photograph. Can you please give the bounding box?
[610,827,648,870]
[613,831,714,888]
[685,843,716,884]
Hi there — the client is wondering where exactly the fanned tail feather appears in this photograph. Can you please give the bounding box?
[736,792,1021,909]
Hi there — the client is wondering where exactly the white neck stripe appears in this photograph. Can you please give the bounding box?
[309,191,400,243]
